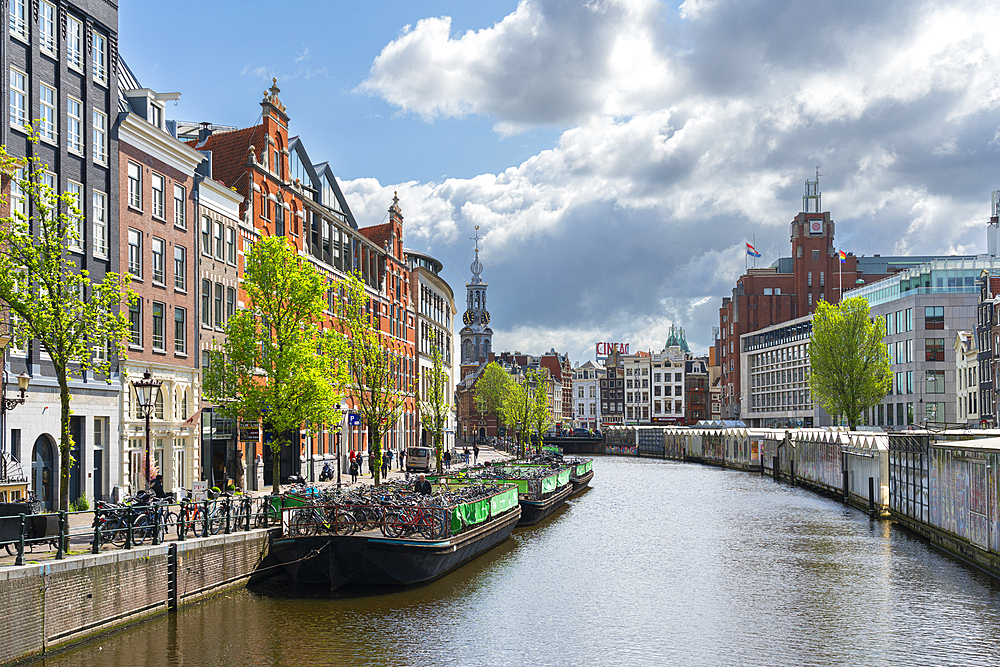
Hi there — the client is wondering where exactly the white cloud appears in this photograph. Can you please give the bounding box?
[344,0,1000,362]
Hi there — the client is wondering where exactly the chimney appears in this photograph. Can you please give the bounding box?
[198,122,213,144]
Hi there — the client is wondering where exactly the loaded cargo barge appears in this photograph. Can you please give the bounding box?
[465,461,576,526]
[567,458,594,497]
[269,483,520,589]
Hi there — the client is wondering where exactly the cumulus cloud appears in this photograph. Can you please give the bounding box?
[345,0,1000,364]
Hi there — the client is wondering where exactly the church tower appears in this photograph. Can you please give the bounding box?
[459,226,493,380]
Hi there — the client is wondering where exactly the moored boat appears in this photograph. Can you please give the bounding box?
[269,482,520,590]
[471,462,575,526]
[567,458,594,497]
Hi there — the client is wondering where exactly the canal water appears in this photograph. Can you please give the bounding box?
[35,456,1000,666]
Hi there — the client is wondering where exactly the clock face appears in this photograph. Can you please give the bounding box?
[482,311,490,325]
[463,310,474,326]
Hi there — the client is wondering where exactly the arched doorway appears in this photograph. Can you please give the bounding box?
[478,427,486,441]
[31,435,55,510]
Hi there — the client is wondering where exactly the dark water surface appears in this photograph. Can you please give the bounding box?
[37,457,1000,666]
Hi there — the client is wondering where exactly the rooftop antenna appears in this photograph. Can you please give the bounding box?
[803,166,822,213]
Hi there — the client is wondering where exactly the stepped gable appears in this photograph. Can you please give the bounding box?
[184,125,263,196]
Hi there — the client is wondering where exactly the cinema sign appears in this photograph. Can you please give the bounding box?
[595,342,629,358]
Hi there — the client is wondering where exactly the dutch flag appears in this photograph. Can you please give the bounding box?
[746,242,761,258]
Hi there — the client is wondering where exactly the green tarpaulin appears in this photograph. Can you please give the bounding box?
[575,460,593,475]
[451,486,519,533]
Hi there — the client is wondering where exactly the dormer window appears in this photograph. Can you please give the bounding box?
[150,104,163,130]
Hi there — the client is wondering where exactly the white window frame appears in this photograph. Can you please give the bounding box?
[9,67,27,130]
[214,221,224,260]
[93,190,108,258]
[92,110,107,165]
[128,229,142,279]
[174,307,186,354]
[127,162,142,209]
[227,227,236,265]
[151,236,165,285]
[66,15,84,72]
[10,168,26,219]
[8,0,27,41]
[173,184,186,229]
[151,301,165,352]
[151,172,165,219]
[201,217,212,256]
[66,181,84,251]
[67,97,83,155]
[39,83,57,144]
[39,1,56,56]
[92,32,108,85]
[174,245,186,291]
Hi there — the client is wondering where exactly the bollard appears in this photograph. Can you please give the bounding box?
[178,503,187,542]
[202,500,209,538]
[125,509,134,550]
[225,497,232,535]
[16,513,25,566]
[773,456,780,483]
[869,477,876,520]
[56,511,67,560]
[245,498,252,532]
[790,460,795,487]
[843,470,850,504]
[92,506,102,554]
[152,505,161,546]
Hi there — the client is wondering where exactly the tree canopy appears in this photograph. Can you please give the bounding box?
[203,235,348,494]
[475,361,511,428]
[339,271,409,485]
[419,329,449,474]
[0,135,134,511]
[809,297,891,429]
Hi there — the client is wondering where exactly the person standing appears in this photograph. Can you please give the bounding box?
[473,444,480,464]
[443,449,452,470]
[381,452,389,479]
[414,473,432,495]
[399,448,406,471]
[368,450,375,478]
[349,457,359,484]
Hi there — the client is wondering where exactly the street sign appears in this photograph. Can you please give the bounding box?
[348,413,361,426]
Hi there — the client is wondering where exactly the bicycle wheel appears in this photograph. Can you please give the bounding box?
[132,514,152,545]
[381,512,404,538]
[331,512,356,536]
[289,509,316,536]
[160,510,177,538]
[416,511,437,540]
[189,509,205,538]
[108,519,127,547]
[208,512,224,536]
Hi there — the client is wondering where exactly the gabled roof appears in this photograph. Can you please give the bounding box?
[360,221,392,249]
[185,125,264,194]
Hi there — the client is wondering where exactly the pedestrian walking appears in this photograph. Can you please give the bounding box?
[386,449,394,470]
[443,450,452,470]
[368,450,375,478]
[464,447,470,465]
[399,448,406,471]
[473,444,480,464]
[381,452,389,478]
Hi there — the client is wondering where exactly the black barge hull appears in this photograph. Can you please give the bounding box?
[569,469,594,497]
[518,482,574,526]
[270,506,521,589]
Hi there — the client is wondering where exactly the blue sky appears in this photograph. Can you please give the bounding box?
[121,0,1000,365]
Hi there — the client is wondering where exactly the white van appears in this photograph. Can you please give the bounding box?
[406,446,433,473]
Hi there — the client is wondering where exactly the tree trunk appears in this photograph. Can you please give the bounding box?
[369,426,381,485]
[58,374,71,512]
[435,430,443,475]
[271,440,282,496]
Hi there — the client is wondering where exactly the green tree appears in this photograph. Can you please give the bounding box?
[503,368,548,457]
[475,361,512,437]
[419,330,449,474]
[809,297,891,429]
[529,368,553,446]
[340,272,409,485]
[0,136,134,511]
[203,235,348,495]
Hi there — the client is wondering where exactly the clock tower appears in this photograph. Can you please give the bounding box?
[459,226,493,379]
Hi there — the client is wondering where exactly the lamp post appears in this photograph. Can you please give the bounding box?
[131,371,163,491]
[334,404,343,487]
[0,332,30,463]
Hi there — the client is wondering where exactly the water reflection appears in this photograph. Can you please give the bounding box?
[38,457,1000,667]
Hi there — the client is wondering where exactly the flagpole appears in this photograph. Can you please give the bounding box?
[753,234,756,269]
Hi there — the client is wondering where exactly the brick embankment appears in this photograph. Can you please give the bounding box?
[0,529,271,667]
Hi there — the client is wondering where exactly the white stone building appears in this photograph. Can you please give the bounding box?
[571,361,604,429]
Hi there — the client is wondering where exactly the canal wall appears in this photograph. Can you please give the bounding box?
[0,529,272,666]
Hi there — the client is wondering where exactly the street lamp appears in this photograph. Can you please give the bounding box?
[131,371,162,491]
[0,331,30,462]
[334,403,343,487]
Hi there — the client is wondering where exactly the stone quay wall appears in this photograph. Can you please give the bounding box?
[0,529,271,666]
